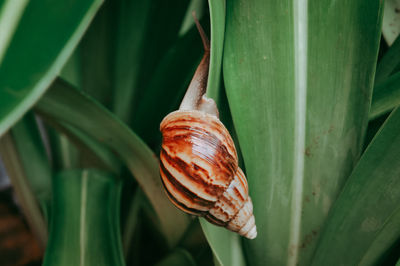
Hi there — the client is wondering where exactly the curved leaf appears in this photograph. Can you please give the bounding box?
[11,113,52,206]
[0,0,29,63]
[0,0,103,137]
[36,78,189,247]
[370,71,400,120]
[375,35,400,84]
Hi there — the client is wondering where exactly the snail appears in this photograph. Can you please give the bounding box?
[159,15,257,239]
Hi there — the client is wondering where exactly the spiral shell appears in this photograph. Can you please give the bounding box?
[160,110,257,239]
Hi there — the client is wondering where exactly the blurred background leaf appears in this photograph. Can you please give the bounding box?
[0,132,48,246]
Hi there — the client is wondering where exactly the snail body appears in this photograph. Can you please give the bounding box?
[159,15,257,239]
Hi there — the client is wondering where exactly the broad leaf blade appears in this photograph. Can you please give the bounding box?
[223,1,383,265]
[0,0,103,137]
[311,107,400,265]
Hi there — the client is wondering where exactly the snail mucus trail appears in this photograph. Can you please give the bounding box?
[159,15,257,239]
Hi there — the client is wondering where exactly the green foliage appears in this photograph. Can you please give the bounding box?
[0,0,400,265]
[43,170,125,266]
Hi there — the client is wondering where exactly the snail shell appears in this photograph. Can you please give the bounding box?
[160,110,257,239]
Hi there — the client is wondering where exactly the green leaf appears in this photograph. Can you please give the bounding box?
[60,47,82,89]
[370,71,400,120]
[155,248,196,266]
[382,0,400,46]
[205,0,225,102]
[122,187,143,256]
[80,0,115,107]
[36,78,190,247]
[131,22,205,149]
[358,207,400,265]
[47,127,80,170]
[57,121,122,173]
[112,0,190,123]
[0,132,48,246]
[179,0,206,36]
[311,107,400,265]
[0,0,103,137]
[0,0,29,63]
[375,35,400,84]
[43,169,125,266]
[11,113,52,212]
[111,0,152,122]
[223,1,383,265]
[45,119,122,173]
[200,219,246,266]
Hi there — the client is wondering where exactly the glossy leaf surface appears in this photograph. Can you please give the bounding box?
[223,1,383,265]
[0,0,102,137]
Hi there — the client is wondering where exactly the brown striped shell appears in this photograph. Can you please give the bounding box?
[160,110,257,239]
